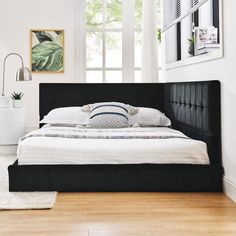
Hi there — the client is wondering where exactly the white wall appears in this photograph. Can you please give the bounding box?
[0,0,77,128]
[164,0,236,186]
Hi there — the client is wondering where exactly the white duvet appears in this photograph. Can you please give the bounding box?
[17,126,210,165]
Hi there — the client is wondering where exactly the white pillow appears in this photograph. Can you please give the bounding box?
[128,107,171,127]
[40,107,90,125]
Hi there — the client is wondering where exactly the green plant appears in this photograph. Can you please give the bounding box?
[11,92,24,100]
[187,36,195,45]
[157,28,162,43]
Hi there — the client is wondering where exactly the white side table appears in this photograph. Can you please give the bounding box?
[0,107,26,155]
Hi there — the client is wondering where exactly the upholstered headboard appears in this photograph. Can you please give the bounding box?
[164,81,221,164]
[40,81,221,164]
[39,83,164,119]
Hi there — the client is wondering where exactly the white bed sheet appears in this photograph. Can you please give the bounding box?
[17,126,210,165]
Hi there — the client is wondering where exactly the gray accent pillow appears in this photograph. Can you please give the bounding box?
[87,102,129,128]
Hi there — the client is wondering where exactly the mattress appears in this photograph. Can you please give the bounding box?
[17,126,210,165]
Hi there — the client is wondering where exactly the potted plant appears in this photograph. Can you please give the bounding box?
[187,37,195,56]
[157,28,162,44]
[11,92,24,108]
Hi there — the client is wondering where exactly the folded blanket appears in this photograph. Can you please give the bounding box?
[20,126,189,141]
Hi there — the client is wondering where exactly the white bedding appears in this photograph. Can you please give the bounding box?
[17,126,210,165]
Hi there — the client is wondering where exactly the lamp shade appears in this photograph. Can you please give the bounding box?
[16,67,32,81]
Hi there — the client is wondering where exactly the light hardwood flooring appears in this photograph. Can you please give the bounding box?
[0,193,236,236]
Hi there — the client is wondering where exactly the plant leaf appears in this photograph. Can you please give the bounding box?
[32,41,63,72]
[33,31,54,43]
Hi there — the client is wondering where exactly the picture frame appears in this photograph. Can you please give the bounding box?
[30,29,64,73]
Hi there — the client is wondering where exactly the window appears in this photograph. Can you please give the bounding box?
[86,0,123,83]
[164,0,222,68]
[83,0,160,83]
[163,0,209,32]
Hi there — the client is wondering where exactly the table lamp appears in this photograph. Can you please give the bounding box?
[0,53,32,108]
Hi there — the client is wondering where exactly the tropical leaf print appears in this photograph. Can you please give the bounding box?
[31,30,64,72]
[33,31,54,43]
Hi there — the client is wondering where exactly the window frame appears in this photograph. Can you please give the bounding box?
[165,0,223,70]
[86,0,121,83]
[76,0,143,83]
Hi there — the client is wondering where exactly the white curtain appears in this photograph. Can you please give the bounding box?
[141,0,159,82]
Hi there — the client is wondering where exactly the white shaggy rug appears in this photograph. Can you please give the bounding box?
[0,156,57,210]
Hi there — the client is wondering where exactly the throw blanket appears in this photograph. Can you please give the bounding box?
[18,126,209,165]
[20,126,189,141]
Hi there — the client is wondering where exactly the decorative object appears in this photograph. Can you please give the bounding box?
[30,30,64,73]
[0,107,26,155]
[0,155,57,210]
[11,92,24,108]
[157,28,162,43]
[187,37,195,56]
[194,26,219,55]
[1,53,32,108]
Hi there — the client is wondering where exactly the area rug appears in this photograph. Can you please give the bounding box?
[0,156,57,210]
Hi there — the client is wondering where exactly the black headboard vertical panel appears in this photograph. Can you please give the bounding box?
[164,81,221,164]
[39,83,164,121]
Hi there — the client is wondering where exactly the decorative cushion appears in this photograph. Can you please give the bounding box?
[87,102,129,128]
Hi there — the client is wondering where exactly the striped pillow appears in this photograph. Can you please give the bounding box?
[87,102,129,128]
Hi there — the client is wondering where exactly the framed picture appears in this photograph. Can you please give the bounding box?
[30,29,64,73]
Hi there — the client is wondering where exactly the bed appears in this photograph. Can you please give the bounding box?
[8,81,223,192]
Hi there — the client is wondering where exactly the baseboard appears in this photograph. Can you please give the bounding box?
[223,176,236,203]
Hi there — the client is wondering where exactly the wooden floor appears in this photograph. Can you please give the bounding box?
[0,193,236,236]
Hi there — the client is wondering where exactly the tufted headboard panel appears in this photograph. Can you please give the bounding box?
[39,83,164,120]
[40,81,221,165]
[164,81,221,164]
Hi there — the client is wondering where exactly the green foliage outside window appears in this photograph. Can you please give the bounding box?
[86,0,161,63]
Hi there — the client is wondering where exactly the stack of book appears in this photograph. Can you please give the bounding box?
[194,26,220,56]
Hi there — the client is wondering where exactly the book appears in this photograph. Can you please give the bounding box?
[204,43,220,48]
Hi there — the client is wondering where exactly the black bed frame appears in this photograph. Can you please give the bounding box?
[8,81,223,192]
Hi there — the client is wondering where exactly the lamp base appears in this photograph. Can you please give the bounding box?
[0,96,10,108]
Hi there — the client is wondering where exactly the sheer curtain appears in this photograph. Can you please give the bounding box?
[141,0,159,82]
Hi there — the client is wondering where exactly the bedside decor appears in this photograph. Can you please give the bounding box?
[30,30,64,73]
[0,53,32,108]
[11,92,24,108]
[187,37,195,56]
[194,26,219,56]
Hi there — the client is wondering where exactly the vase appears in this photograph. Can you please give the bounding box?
[13,100,23,108]
[188,44,195,56]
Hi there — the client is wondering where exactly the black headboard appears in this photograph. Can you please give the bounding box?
[39,83,164,119]
[164,81,221,164]
[40,81,221,164]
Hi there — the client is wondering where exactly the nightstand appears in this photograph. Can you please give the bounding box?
[0,107,26,155]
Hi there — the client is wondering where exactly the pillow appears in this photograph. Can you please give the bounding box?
[40,107,90,126]
[128,107,171,127]
[87,102,129,128]
[82,103,138,115]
